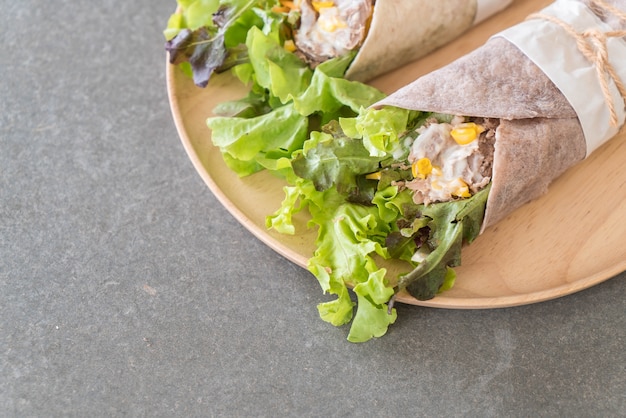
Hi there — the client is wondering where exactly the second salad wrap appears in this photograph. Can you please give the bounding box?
[165,0,513,87]
[304,0,512,82]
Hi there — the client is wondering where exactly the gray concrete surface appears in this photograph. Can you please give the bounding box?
[1,1,625,416]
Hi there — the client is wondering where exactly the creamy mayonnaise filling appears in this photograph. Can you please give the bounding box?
[405,118,492,205]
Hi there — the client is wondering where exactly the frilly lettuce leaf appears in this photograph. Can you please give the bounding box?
[349,269,397,342]
[308,203,389,291]
[340,106,418,157]
[266,176,398,342]
[371,185,415,224]
[307,202,395,341]
[264,181,308,235]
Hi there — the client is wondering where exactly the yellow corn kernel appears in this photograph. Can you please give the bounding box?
[411,158,432,179]
[312,1,334,12]
[283,39,297,52]
[365,171,382,180]
[450,122,485,145]
[451,179,471,198]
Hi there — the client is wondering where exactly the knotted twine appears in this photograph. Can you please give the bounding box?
[527,0,626,127]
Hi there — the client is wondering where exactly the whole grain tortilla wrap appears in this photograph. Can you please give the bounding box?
[294,0,513,82]
[373,0,626,230]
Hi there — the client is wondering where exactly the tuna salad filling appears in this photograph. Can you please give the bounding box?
[292,0,373,66]
[398,116,498,205]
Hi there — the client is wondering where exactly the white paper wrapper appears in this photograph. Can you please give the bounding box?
[498,0,626,156]
[475,0,514,24]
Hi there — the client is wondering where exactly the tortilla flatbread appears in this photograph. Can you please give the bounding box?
[345,0,479,81]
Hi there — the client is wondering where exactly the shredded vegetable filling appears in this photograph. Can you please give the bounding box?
[405,116,497,205]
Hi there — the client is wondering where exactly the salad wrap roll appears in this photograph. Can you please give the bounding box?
[280,0,626,342]
[295,0,513,82]
[373,0,626,229]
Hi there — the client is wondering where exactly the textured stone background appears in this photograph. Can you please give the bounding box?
[1,1,624,416]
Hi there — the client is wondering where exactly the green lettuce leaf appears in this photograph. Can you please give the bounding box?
[208,103,308,176]
[371,185,415,224]
[265,183,305,235]
[307,202,395,340]
[211,89,272,118]
[245,25,313,103]
[394,184,491,301]
[292,55,385,118]
[349,269,397,342]
[291,125,382,193]
[340,106,418,157]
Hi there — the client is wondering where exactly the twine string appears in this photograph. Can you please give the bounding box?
[527,0,626,126]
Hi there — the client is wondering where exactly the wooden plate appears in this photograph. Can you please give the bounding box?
[166,0,626,308]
